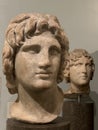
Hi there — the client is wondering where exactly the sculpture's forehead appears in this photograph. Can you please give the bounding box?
[73,56,91,64]
[23,33,61,48]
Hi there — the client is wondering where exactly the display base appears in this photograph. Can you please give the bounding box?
[63,98,94,130]
[6,117,70,130]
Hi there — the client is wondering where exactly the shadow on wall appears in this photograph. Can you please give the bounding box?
[91,51,98,130]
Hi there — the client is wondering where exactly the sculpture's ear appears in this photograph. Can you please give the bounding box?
[64,69,69,78]
[63,59,70,83]
[63,69,70,83]
[6,75,18,94]
[90,65,95,80]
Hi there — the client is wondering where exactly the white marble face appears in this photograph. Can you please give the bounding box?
[15,32,61,91]
[69,56,92,86]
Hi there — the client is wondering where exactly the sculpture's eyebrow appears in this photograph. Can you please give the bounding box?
[20,44,41,51]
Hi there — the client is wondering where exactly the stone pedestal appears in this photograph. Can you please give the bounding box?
[63,97,94,130]
[6,117,70,130]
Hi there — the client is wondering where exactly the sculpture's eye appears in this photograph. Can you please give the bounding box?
[75,62,83,66]
[86,63,91,67]
[49,46,61,56]
[29,45,41,54]
[22,45,41,54]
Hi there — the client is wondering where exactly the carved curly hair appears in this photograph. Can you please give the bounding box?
[2,13,69,94]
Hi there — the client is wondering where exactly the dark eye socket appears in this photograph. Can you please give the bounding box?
[30,45,40,54]
[22,45,41,54]
[49,46,61,56]
[86,63,91,67]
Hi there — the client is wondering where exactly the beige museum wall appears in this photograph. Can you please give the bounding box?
[0,0,98,130]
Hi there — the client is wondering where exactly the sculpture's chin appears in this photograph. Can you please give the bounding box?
[35,80,55,89]
[24,79,56,92]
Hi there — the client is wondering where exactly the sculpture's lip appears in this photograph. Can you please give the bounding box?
[36,71,52,74]
[35,71,52,78]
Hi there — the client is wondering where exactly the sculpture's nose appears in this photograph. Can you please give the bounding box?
[38,50,51,69]
[81,64,87,73]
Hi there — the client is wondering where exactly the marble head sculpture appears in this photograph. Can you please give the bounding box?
[2,13,69,123]
[64,49,95,95]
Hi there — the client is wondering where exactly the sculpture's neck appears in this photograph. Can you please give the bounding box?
[18,84,61,111]
[70,83,90,94]
[10,84,64,123]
